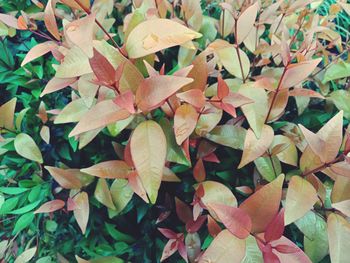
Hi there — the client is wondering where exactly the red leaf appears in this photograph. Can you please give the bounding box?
[175,197,192,224]
[186,215,207,233]
[113,91,135,114]
[263,249,281,263]
[67,197,77,211]
[193,158,206,182]
[203,152,220,163]
[273,244,300,254]
[217,75,229,100]
[89,48,116,86]
[264,208,285,242]
[158,228,178,239]
[160,239,178,262]
[34,199,65,214]
[207,215,222,237]
[178,240,188,263]
[208,203,252,239]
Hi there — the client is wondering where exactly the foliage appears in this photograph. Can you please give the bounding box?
[1,0,350,262]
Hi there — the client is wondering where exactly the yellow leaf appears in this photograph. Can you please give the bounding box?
[217,46,250,79]
[236,2,259,45]
[110,179,134,214]
[0,98,16,130]
[174,104,198,145]
[285,176,318,225]
[73,191,89,234]
[240,174,284,233]
[327,213,350,263]
[61,0,90,10]
[14,133,43,163]
[331,175,350,203]
[94,178,116,210]
[69,100,130,137]
[332,200,350,217]
[281,59,322,88]
[40,77,77,97]
[239,86,268,138]
[238,125,274,169]
[130,120,167,203]
[40,125,50,144]
[126,18,202,59]
[14,247,37,263]
[199,230,246,263]
[270,135,298,166]
[81,160,131,179]
[54,98,90,124]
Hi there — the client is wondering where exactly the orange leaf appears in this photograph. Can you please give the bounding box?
[175,197,192,224]
[281,59,322,88]
[61,0,90,10]
[174,104,198,145]
[193,158,206,182]
[176,89,206,109]
[21,41,58,67]
[136,75,193,112]
[240,174,284,233]
[66,14,95,58]
[44,166,82,189]
[238,125,274,169]
[208,203,252,239]
[128,171,148,203]
[44,0,60,41]
[69,100,130,137]
[81,160,131,179]
[73,191,89,234]
[34,199,65,214]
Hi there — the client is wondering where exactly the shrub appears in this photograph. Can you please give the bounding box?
[1,0,350,262]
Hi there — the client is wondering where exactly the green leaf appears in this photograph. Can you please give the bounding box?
[330,90,350,120]
[13,212,35,234]
[254,156,281,182]
[0,187,29,195]
[14,133,43,163]
[323,61,350,83]
[10,200,41,215]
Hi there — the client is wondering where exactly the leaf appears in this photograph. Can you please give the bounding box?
[327,213,350,263]
[61,0,90,10]
[110,179,134,214]
[199,230,246,263]
[69,100,130,137]
[94,178,116,210]
[21,41,58,67]
[285,176,318,225]
[330,90,350,120]
[254,156,281,182]
[239,86,268,138]
[175,197,192,224]
[0,98,16,130]
[54,98,89,124]
[34,200,65,214]
[198,181,237,220]
[0,13,20,29]
[324,61,350,83]
[81,161,131,179]
[89,48,116,85]
[13,213,35,234]
[40,125,50,144]
[236,2,259,44]
[14,133,43,163]
[176,89,206,109]
[40,77,77,97]
[241,235,263,263]
[66,14,95,58]
[270,135,298,166]
[238,125,274,169]
[332,200,350,217]
[126,18,202,58]
[174,104,198,145]
[208,203,252,239]
[55,46,91,78]
[193,158,206,182]
[216,46,250,79]
[298,124,327,162]
[240,174,284,233]
[205,124,246,150]
[264,208,285,242]
[280,59,322,88]
[44,0,60,40]
[130,120,167,203]
[14,247,37,263]
[73,191,89,234]
[135,75,193,112]
[44,166,82,189]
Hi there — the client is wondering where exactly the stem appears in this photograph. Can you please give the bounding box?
[72,0,122,53]
[166,99,175,115]
[301,154,344,177]
[265,64,289,123]
[234,19,246,83]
